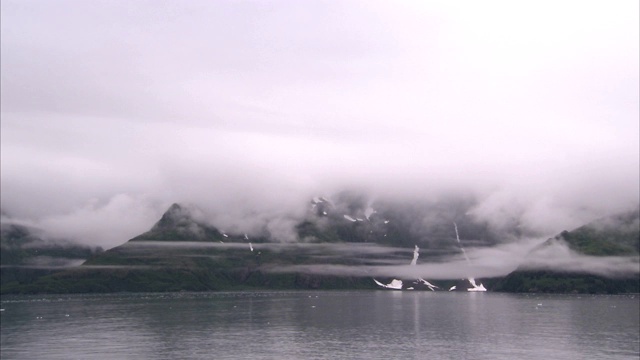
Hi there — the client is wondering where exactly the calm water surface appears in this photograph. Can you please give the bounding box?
[1,291,638,359]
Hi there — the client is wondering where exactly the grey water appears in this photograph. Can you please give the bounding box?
[1,291,638,360]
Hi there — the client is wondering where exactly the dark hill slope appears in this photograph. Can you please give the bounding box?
[2,204,386,294]
[1,221,103,287]
[5,201,637,294]
[129,204,225,242]
[494,208,639,294]
[5,196,513,294]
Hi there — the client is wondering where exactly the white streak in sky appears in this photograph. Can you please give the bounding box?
[416,278,439,291]
[410,245,419,266]
[453,222,470,262]
[374,278,403,290]
[454,222,487,291]
[344,215,357,222]
[364,206,376,220]
[467,278,487,292]
[374,244,440,290]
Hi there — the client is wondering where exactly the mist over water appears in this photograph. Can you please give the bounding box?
[1,5,637,354]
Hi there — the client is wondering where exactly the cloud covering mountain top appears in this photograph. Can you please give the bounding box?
[1,1,638,248]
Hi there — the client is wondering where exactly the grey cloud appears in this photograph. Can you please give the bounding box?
[1,0,638,249]
[35,194,163,249]
[122,241,409,256]
[267,239,640,279]
[126,238,638,280]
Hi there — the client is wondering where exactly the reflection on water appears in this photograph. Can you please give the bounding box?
[1,291,638,359]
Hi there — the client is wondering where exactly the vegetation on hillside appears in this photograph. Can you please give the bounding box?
[2,203,638,295]
[493,208,639,294]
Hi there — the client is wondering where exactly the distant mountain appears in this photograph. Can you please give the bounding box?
[3,195,498,294]
[299,193,509,252]
[494,208,639,294]
[3,199,638,294]
[0,220,103,287]
[1,202,383,293]
[129,203,226,242]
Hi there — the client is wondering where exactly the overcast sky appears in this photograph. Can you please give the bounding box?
[1,0,638,248]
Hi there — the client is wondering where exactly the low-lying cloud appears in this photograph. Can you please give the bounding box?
[114,238,639,280]
[266,239,640,279]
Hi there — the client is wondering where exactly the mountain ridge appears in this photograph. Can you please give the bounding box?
[1,200,638,294]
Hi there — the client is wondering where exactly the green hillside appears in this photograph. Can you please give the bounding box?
[2,242,378,294]
[494,208,639,294]
[559,209,639,256]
